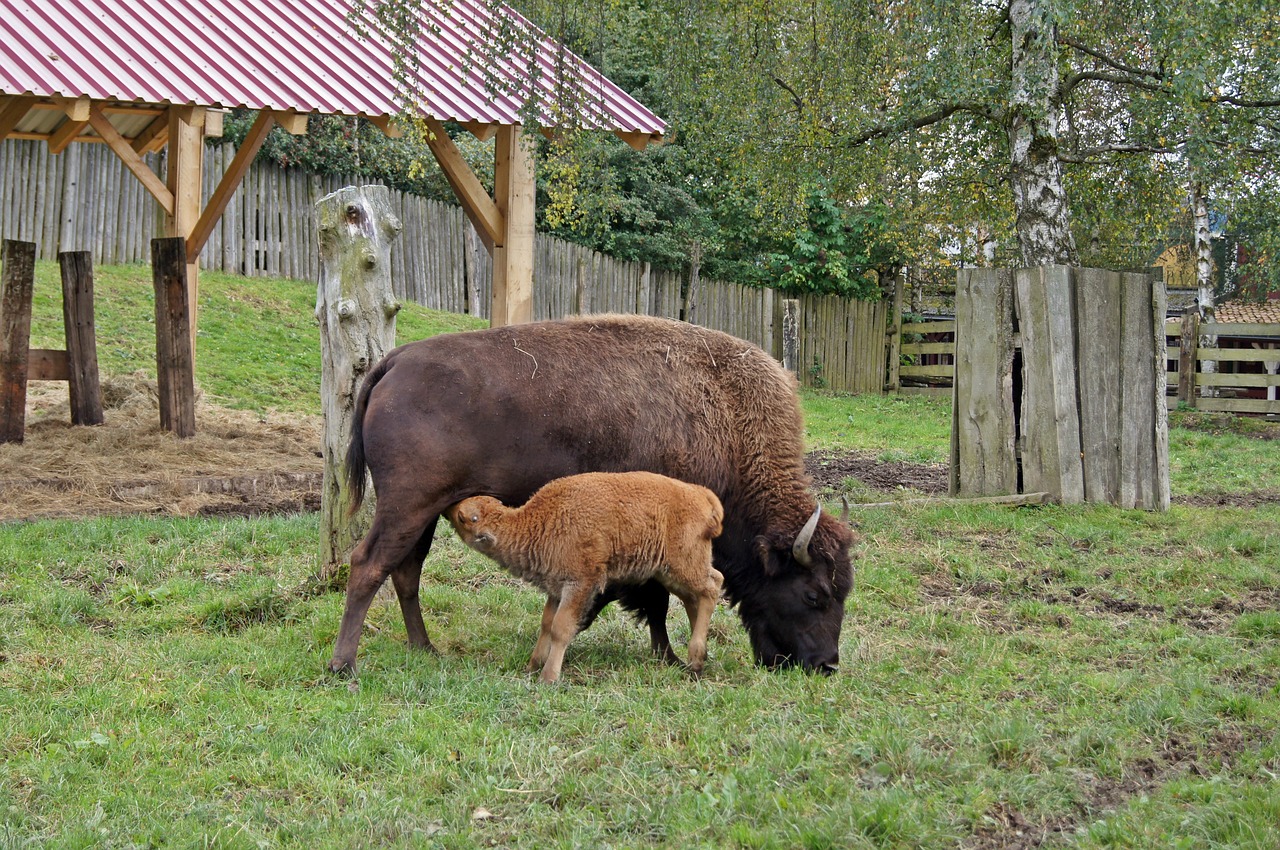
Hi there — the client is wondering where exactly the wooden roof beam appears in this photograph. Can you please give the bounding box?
[132,114,170,154]
[87,104,173,214]
[422,116,503,252]
[187,109,278,257]
[0,95,39,140]
[49,98,91,153]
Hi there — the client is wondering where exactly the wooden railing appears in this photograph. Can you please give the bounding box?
[1165,319,1280,415]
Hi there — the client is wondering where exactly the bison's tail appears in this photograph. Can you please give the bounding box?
[345,357,392,518]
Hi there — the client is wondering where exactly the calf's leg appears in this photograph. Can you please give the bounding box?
[538,580,602,684]
[527,595,559,673]
[671,567,724,675]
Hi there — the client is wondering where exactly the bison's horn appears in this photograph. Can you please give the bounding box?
[791,504,823,568]
[840,495,850,524]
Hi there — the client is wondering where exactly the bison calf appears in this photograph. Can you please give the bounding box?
[446,471,725,683]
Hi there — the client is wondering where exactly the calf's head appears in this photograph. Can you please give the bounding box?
[744,505,855,675]
[446,497,502,552]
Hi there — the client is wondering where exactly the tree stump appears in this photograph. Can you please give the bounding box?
[316,186,403,572]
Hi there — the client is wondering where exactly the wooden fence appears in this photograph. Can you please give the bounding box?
[1165,318,1280,415]
[0,138,889,394]
[951,266,1169,510]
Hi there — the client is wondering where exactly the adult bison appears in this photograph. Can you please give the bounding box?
[328,314,855,676]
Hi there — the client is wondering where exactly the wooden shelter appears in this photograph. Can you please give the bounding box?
[0,0,664,434]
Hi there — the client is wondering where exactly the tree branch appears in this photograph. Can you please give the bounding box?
[837,102,997,147]
[772,76,805,117]
[1057,35,1166,81]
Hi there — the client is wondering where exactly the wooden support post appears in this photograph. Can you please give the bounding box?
[782,299,800,374]
[151,237,196,438]
[165,106,205,355]
[1,240,36,443]
[1178,307,1200,405]
[491,125,535,327]
[315,186,403,571]
[58,251,104,425]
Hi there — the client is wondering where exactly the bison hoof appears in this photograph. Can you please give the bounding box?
[327,657,357,677]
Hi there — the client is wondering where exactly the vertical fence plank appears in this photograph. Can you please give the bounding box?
[1118,271,1159,510]
[1015,265,1084,504]
[1074,267,1122,502]
[952,269,1018,496]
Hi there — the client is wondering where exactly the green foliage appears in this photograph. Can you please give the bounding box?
[768,189,902,298]
[220,110,494,203]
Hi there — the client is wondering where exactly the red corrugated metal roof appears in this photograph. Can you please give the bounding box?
[0,0,665,140]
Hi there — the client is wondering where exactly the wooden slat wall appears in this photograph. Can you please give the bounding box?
[0,139,891,394]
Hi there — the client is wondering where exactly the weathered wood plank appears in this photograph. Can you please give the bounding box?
[1074,267,1121,503]
[27,348,68,381]
[1150,277,1171,511]
[1015,265,1084,504]
[1118,272,1156,510]
[1193,347,1280,363]
[952,268,1017,497]
[1,239,36,442]
[1190,397,1280,414]
[59,251,104,425]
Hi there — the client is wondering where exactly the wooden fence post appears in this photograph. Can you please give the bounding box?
[1,239,36,443]
[316,186,403,573]
[59,251,104,426]
[886,269,904,392]
[782,299,799,374]
[151,237,196,438]
[1178,306,1200,405]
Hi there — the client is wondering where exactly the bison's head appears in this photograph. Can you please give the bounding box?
[743,504,855,675]
[446,497,501,552]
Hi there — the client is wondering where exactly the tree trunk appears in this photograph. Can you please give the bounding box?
[1190,181,1217,395]
[1008,0,1077,268]
[316,186,403,572]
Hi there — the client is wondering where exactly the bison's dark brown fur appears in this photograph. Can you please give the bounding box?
[329,314,855,676]
[447,471,725,682]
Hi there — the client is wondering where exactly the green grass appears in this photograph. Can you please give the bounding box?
[4,262,1280,847]
[27,262,484,414]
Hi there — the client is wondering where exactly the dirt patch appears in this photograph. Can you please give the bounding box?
[967,728,1254,850]
[0,375,323,522]
[806,450,950,497]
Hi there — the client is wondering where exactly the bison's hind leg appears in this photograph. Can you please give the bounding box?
[328,510,440,675]
[389,517,441,653]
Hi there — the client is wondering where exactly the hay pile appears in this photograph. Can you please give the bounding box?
[0,373,324,521]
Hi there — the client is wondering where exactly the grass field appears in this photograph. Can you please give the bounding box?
[1,263,1279,848]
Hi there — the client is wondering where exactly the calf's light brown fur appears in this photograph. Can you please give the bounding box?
[447,471,725,683]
